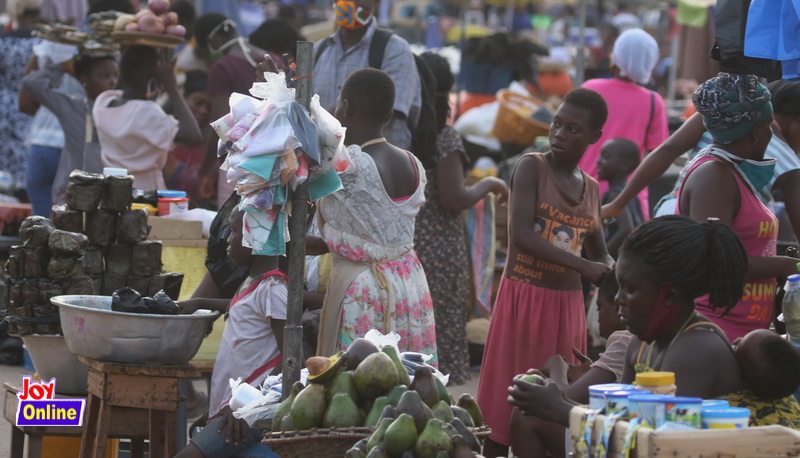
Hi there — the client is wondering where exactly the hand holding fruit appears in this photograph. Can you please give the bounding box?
[508,374,574,426]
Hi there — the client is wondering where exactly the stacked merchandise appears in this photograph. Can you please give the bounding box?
[212,72,353,255]
[51,170,183,299]
[5,217,91,336]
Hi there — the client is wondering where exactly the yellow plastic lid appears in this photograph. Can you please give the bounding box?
[131,203,157,216]
[636,371,675,386]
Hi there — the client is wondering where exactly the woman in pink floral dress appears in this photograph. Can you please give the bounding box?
[315,69,438,364]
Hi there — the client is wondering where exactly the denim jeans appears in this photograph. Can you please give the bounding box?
[25,145,61,216]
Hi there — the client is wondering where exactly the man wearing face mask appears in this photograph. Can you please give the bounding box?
[313,0,421,151]
[196,13,282,208]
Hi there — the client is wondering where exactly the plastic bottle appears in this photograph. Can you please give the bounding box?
[635,371,677,396]
[782,274,800,343]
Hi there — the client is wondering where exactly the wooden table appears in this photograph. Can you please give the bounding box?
[78,357,202,458]
[3,383,149,458]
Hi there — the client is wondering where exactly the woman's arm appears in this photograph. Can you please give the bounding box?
[510,156,610,284]
[19,55,40,115]
[602,114,706,219]
[583,200,614,273]
[272,318,286,356]
[606,204,634,258]
[436,151,508,213]
[155,49,202,145]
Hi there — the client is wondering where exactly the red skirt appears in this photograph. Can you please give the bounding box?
[476,278,586,445]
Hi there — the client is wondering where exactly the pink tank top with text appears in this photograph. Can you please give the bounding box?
[677,154,778,340]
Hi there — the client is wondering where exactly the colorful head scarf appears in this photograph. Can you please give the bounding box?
[611,28,659,85]
[692,73,773,144]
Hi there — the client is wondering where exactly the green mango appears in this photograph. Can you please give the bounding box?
[279,414,294,431]
[272,381,302,431]
[323,392,364,428]
[449,406,474,428]
[383,413,418,458]
[290,383,326,430]
[414,419,453,458]
[396,390,434,434]
[430,401,454,423]
[326,370,359,404]
[456,394,484,427]
[382,345,411,386]
[368,417,393,451]
[366,446,391,458]
[354,352,400,400]
[409,365,439,408]
[449,418,480,452]
[433,376,450,405]
[365,396,391,427]
[387,385,409,406]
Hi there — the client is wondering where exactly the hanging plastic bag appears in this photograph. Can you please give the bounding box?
[310,94,353,173]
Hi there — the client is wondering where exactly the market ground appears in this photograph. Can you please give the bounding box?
[0,362,480,458]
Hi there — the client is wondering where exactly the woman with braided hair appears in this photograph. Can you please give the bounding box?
[508,216,800,437]
[678,73,800,340]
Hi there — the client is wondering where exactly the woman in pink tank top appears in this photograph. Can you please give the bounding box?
[677,73,800,340]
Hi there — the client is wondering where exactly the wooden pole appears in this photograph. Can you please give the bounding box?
[282,41,313,399]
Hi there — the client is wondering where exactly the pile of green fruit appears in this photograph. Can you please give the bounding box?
[270,338,487,457]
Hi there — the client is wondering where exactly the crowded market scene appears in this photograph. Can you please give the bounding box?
[1,0,800,456]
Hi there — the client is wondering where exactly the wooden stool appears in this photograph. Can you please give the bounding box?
[78,357,202,458]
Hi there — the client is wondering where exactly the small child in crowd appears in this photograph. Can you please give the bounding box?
[596,138,643,258]
[477,88,614,456]
[734,329,800,401]
[176,207,285,458]
[93,46,202,191]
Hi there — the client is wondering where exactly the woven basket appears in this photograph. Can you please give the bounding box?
[262,427,372,458]
[262,425,493,456]
[492,90,551,146]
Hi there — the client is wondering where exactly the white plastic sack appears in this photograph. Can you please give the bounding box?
[363,329,449,386]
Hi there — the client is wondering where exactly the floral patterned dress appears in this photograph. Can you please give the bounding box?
[318,145,438,364]
[0,30,36,185]
[414,126,471,384]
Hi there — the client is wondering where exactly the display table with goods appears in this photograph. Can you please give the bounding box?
[568,405,800,457]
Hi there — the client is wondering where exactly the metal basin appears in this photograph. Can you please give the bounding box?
[52,295,219,365]
[21,334,88,395]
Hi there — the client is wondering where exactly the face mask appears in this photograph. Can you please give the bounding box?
[334,0,372,30]
[639,286,681,343]
[207,20,237,62]
[737,158,776,193]
[706,147,777,194]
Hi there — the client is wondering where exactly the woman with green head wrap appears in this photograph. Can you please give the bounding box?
[676,72,800,340]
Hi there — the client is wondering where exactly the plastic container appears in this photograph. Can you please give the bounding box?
[701,399,730,409]
[701,407,750,429]
[604,389,649,417]
[230,383,262,411]
[656,396,703,429]
[157,190,188,216]
[635,371,677,395]
[629,394,674,427]
[131,203,157,216]
[103,167,128,176]
[782,274,800,343]
[588,383,637,411]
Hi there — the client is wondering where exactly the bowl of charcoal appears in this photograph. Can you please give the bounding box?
[52,291,219,365]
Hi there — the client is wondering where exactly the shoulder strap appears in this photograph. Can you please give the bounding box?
[314,37,333,66]
[368,28,393,69]
[645,90,655,144]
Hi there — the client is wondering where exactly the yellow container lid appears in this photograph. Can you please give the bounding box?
[636,371,675,386]
[131,203,157,216]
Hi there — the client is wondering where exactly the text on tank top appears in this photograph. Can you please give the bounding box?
[505,153,600,290]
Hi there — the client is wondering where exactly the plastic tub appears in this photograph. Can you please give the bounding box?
[588,383,637,411]
[52,295,218,365]
[629,394,674,427]
[157,190,188,216]
[701,407,750,429]
[701,399,730,409]
[605,389,649,417]
[656,396,703,429]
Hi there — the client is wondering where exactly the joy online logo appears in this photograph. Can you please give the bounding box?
[16,376,85,426]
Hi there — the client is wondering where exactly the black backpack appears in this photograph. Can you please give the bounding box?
[315,29,439,170]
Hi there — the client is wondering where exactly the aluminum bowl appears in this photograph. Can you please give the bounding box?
[52,295,219,365]
[21,334,88,395]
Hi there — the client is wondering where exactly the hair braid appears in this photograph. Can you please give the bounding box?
[621,215,747,314]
